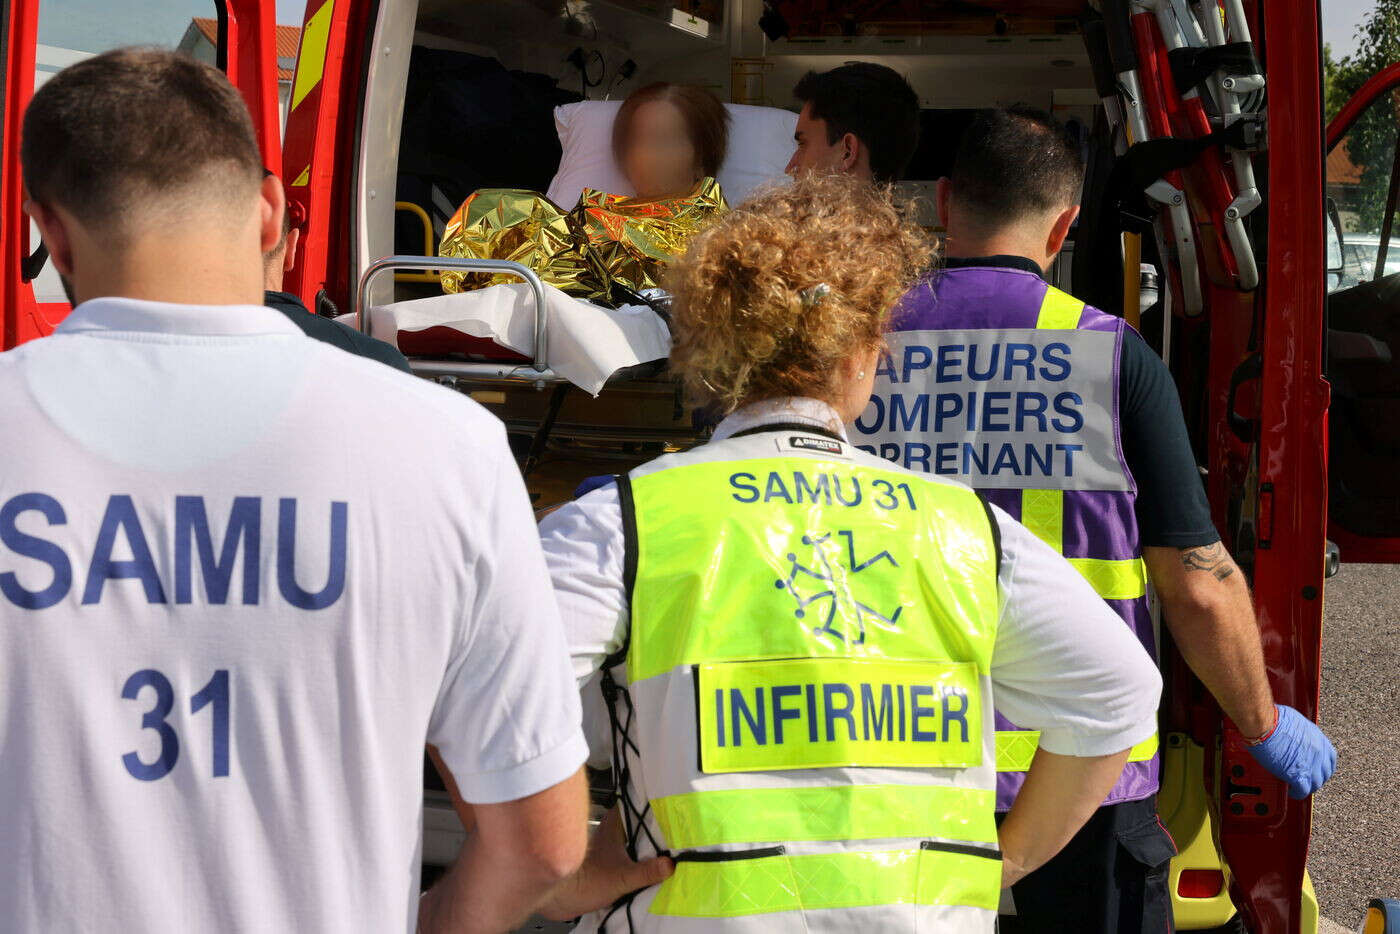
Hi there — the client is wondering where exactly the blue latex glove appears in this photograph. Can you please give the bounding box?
[1245,704,1337,799]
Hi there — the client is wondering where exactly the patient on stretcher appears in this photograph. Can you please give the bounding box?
[438,82,730,303]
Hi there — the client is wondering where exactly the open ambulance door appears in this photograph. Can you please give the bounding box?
[1325,61,1400,563]
[279,0,381,318]
[0,0,48,347]
[0,0,282,351]
[1198,3,1328,932]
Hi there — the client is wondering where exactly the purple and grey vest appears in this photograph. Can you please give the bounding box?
[851,264,1159,809]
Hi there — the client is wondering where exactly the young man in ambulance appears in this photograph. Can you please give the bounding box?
[784,62,922,184]
[262,193,412,372]
[537,174,1164,933]
[853,106,1337,932]
[5,48,588,933]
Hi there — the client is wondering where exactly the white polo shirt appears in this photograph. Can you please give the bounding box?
[0,298,587,933]
[540,397,1161,766]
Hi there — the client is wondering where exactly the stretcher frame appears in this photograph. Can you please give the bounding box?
[356,254,567,385]
[355,254,698,479]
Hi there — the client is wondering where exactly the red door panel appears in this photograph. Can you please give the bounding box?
[280,0,375,315]
[219,0,284,177]
[0,0,43,349]
[0,0,282,351]
[1206,2,1329,931]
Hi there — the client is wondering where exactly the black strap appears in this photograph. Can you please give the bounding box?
[599,667,665,860]
[1105,120,1264,235]
[920,840,1002,861]
[974,491,1004,580]
[673,845,786,862]
[729,421,845,442]
[1167,42,1260,97]
[21,241,48,283]
[611,473,639,670]
[597,889,638,934]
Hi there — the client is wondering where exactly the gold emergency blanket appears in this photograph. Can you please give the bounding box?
[438,177,726,300]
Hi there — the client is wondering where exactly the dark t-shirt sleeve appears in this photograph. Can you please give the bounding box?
[345,326,415,374]
[265,291,413,374]
[1118,327,1220,548]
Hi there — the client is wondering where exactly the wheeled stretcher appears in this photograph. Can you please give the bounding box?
[346,101,798,504]
[353,255,693,497]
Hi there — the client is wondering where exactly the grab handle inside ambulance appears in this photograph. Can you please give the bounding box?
[354,256,551,373]
[21,240,47,283]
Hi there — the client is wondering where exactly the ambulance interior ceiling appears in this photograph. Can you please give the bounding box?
[363,0,1096,298]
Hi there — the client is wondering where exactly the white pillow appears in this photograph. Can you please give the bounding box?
[545,100,797,208]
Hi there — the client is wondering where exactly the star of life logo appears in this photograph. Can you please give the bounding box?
[774,530,903,645]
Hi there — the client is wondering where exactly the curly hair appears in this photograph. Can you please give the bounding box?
[666,173,931,413]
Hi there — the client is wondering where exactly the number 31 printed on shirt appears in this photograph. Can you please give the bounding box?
[121,669,231,781]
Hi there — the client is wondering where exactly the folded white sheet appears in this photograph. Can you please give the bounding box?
[362,282,671,396]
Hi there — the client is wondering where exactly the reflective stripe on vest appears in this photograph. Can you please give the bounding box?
[652,783,998,850]
[650,844,1003,917]
[624,434,1002,922]
[991,286,1155,773]
[995,730,1160,772]
[1019,488,1148,601]
[1034,284,1086,329]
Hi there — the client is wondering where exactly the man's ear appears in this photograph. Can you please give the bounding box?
[839,132,860,173]
[283,226,300,275]
[259,174,287,256]
[23,196,75,277]
[1046,204,1080,260]
[936,178,952,229]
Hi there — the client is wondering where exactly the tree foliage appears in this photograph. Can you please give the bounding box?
[1329,1,1400,233]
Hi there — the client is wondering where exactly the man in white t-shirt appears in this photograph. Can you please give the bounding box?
[5,48,588,933]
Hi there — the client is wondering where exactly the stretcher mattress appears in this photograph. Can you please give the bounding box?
[362,282,671,395]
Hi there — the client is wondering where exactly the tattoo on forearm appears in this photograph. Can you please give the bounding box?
[1180,542,1236,581]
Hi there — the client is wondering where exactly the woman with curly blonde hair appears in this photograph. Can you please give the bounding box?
[536,174,1162,933]
[666,172,926,420]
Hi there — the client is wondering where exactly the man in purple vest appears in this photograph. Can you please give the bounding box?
[852,106,1336,932]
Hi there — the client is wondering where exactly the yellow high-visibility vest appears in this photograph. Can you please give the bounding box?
[609,425,1004,931]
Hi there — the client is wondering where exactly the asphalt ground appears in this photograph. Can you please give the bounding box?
[1310,562,1400,929]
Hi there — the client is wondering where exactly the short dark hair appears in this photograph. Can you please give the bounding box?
[793,63,920,184]
[949,105,1083,229]
[22,47,263,235]
[613,82,730,179]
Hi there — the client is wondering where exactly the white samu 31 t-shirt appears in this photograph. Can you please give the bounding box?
[0,298,586,932]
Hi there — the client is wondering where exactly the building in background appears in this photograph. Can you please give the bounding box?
[178,17,301,136]
[35,43,92,90]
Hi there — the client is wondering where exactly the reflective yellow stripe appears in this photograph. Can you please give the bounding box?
[996,730,1160,772]
[290,0,334,110]
[652,784,998,850]
[1018,491,1147,600]
[994,730,1041,773]
[1068,556,1148,600]
[1034,286,1085,330]
[649,845,1002,917]
[1019,488,1063,551]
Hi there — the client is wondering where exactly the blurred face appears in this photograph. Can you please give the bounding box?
[621,99,702,201]
[785,103,848,176]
